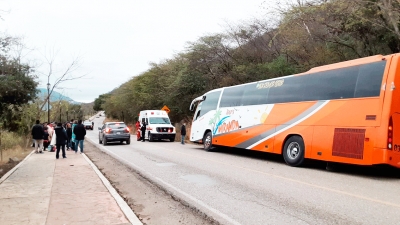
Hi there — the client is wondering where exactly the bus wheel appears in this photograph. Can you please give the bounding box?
[203,132,212,151]
[283,136,305,167]
[148,132,153,142]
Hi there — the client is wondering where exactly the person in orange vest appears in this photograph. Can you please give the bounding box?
[135,121,141,141]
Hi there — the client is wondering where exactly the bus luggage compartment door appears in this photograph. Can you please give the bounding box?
[391,113,400,153]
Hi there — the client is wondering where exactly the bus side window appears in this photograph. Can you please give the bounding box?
[220,85,245,107]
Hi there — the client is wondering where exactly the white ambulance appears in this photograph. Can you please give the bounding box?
[139,110,176,142]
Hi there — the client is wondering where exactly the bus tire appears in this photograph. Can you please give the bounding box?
[203,132,212,151]
[283,136,305,167]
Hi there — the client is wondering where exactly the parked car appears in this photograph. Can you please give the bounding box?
[98,122,130,145]
[83,121,93,130]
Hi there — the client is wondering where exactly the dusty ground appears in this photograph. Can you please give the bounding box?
[84,141,218,225]
[0,146,31,177]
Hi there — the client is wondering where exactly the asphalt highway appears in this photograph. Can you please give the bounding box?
[86,116,400,225]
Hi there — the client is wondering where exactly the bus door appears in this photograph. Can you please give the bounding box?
[190,101,203,142]
[190,91,222,143]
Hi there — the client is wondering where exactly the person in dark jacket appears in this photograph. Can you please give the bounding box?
[73,120,86,153]
[180,122,186,145]
[66,123,72,151]
[54,122,68,159]
[31,120,44,153]
[43,127,50,151]
[141,121,146,142]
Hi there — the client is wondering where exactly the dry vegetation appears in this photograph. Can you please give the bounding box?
[0,131,32,177]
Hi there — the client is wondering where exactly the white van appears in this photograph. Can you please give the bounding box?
[139,110,176,142]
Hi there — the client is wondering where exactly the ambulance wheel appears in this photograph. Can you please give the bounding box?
[148,132,154,142]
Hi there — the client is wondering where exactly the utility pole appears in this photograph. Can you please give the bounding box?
[47,83,50,123]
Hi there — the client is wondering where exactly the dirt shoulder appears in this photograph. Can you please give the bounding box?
[0,147,32,178]
[84,141,217,225]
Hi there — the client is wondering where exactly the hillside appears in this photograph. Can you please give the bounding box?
[37,88,80,104]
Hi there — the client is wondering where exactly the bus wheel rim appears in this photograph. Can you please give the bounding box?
[205,136,211,148]
[287,142,299,160]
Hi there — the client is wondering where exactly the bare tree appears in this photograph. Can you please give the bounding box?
[37,48,86,119]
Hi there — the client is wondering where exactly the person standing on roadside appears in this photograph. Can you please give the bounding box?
[180,122,186,145]
[31,120,44,154]
[141,121,146,142]
[49,124,57,152]
[73,120,86,153]
[135,121,141,141]
[71,120,77,151]
[48,123,54,151]
[54,122,68,159]
[66,123,72,151]
[43,127,50,151]
[43,122,48,130]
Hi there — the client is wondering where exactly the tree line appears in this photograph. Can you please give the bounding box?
[0,37,87,137]
[97,0,400,123]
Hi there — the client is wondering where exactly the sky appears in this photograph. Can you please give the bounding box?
[0,0,277,103]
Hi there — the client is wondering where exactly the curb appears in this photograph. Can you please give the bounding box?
[0,150,35,185]
[86,137,238,225]
[81,151,142,225]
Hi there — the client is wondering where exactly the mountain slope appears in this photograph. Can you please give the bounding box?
[37,88,80,104]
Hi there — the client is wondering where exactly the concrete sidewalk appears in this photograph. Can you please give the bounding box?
[0,149,141,225]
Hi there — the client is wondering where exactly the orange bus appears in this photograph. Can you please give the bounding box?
[189,54,400,168]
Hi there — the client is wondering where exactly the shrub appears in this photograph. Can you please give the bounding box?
[0,130,25,150]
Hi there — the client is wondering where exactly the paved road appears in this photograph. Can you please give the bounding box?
[88,116,400,225]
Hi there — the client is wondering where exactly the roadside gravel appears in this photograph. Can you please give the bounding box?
[84,141,217,225]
